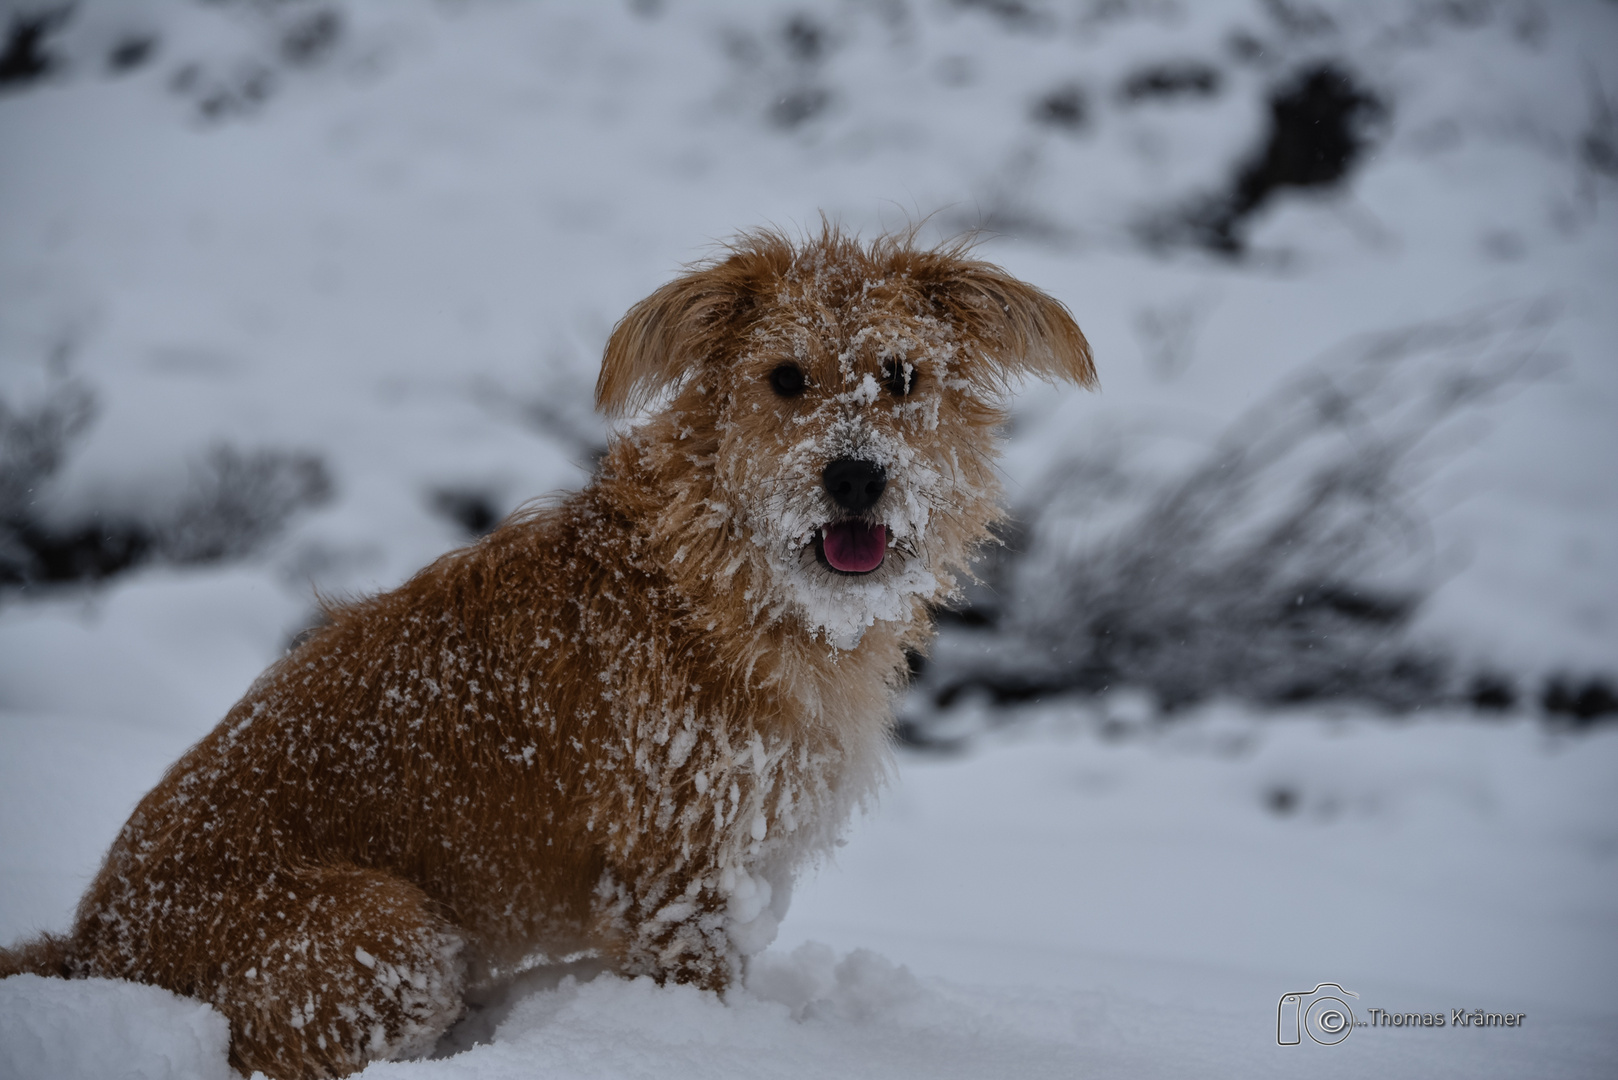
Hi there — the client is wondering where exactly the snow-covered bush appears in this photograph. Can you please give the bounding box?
[0,382,331,592]
[1143,60,1390,254]
[0,378,101,585]
[908,302,1568,727]
[0,0,348,118]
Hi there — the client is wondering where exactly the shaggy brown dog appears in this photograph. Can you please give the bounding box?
[0,226,1093,1077]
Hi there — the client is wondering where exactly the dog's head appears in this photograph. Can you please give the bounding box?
[596,227,1094,649]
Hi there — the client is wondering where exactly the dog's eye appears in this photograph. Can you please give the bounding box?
[882,361,916,397]
[769,364,806,398]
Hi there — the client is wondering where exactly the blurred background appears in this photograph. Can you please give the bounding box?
[1,1,1615,1077]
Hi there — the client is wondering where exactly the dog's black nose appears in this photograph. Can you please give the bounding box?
[822,459,887,513]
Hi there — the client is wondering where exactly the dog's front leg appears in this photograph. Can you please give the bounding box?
[598,865,739,992]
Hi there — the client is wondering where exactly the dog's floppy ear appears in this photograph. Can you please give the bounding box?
[914,251,1096,390]
[596,239,786,416]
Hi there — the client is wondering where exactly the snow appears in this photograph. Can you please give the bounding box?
[0,974,233,1080]
[13,713,1613,1079]
[2,0,1616,1077]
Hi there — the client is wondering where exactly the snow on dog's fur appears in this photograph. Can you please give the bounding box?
[0,226,1094,1078]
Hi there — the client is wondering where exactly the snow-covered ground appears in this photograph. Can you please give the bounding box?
[6,710,1617,1079]
[2,1,1616,1077]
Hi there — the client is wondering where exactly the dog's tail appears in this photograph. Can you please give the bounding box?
[0,933,76,979]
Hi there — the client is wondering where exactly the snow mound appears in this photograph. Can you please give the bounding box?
[0,974,234,1080]
[0,946,1076,1080]
[361,943,1071,1079]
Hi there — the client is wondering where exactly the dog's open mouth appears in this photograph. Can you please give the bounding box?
[816,520,887,574]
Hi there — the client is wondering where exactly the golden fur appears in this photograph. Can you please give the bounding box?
[0,226,1093,1078]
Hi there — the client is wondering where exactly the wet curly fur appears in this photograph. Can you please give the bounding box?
[0,225,1093,1078]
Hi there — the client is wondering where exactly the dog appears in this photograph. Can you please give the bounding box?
[0,225,1093,1077]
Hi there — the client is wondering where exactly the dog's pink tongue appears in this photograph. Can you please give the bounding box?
[823,521,887,573]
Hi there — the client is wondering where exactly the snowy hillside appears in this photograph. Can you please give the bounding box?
[2,0,1616,1077]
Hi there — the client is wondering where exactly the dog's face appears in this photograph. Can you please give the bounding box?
[598,229,1094,649]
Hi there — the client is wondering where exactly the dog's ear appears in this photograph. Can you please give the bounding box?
[596,241,785,416]
[914,252,1096,390]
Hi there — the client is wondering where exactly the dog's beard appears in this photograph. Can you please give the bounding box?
[737,429,967,650]
[773,531,943,650]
